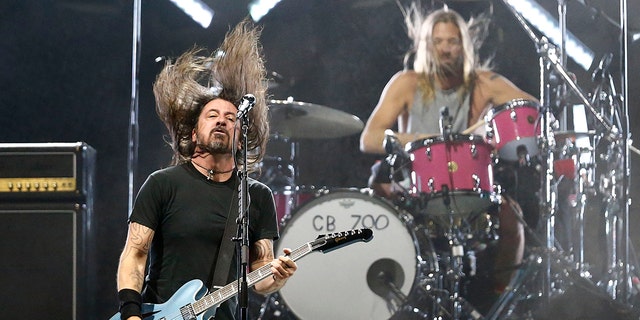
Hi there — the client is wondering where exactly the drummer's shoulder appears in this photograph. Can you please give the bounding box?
[386,70,419,90]
[474,69,507,83]
[390,70,418,82]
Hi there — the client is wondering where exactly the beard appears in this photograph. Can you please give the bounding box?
[195,129,233,155]
[436,54,464,77]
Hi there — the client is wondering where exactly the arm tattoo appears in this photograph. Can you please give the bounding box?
[251,240,274,268]
[129,222,153,252]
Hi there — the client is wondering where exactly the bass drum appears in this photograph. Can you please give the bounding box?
[274,189,438,320]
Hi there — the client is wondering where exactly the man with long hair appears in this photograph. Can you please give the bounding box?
[360,6,537,307]
[115,20,297,320]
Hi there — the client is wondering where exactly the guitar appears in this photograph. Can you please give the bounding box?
[110,228,373,320]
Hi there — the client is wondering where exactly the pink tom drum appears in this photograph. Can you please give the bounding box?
[407,134,499,218]
[485,99,541,161]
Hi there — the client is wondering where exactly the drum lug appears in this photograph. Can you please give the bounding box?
[486,127,494,139]
[510,108,517,121]
[470,143,478,158]
[426,146,432,160]
[472,174,480,191]
[428,178,435,193]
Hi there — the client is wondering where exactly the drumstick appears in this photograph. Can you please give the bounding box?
[462,119,486,135]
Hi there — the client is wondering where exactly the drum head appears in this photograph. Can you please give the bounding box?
[275,190,425,320]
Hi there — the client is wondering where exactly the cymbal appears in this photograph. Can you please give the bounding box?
[268,99,364,139]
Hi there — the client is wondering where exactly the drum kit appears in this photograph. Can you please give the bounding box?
[254,92,636,320]
[250,2,639,318]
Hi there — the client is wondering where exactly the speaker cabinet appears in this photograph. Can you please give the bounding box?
[0,202,92,319]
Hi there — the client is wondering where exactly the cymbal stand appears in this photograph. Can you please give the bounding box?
[262,134,300,186]
[500,0,616,310]
[439,192,482,320]
[591,56,633,301]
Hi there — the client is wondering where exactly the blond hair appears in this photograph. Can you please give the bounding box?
[403,5,490,100]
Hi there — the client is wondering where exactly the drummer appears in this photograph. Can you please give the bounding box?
[359,6,537,299]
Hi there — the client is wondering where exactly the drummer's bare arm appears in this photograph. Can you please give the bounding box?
[361,71,432,154]
[477,71,538,106]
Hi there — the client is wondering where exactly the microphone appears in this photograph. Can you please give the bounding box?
[237,94,256,118]
[383,130,410,184]
[439,106,452,140]
[591,52,613,82]
[383,129,403,155]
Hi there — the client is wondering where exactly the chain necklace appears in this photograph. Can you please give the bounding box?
[191,160,234,180]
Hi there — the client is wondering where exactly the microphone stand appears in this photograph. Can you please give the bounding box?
[235,98,254,320]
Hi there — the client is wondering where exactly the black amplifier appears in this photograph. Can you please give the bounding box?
[0,142,96,199]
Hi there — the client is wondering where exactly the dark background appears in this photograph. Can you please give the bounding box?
[1,0,639,318]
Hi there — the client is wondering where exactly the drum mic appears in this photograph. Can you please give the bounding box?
[383,129,403,155]
[366,258,408,311]
[383,130,410,183]
[439,106,453,140]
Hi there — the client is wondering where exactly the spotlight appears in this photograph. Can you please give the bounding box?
[169,0,214,29]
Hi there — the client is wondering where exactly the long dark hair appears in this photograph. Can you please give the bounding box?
[153,19,269,173]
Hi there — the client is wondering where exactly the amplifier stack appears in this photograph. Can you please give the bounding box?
[0,142,96,319]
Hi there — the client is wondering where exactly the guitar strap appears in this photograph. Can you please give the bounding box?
[209,179,241,290]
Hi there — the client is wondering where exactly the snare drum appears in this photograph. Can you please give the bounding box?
[485,99,541,161]
[275,189,437,320]
[407,134,499,218]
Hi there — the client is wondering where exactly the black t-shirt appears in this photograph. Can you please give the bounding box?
[129,162,279,319]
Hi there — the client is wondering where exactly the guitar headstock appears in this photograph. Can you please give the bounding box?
[310,229,373,253]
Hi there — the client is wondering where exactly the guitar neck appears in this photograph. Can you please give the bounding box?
[190,242,313,315]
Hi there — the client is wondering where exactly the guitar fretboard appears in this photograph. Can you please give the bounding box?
[190,242,314,314]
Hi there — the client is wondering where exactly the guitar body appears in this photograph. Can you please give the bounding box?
[110,279,217,320]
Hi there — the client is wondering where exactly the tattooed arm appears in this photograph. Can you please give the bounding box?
[116,222,154,294]
[251,239,297,295]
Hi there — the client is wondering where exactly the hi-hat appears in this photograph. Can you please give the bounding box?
[269,99,364,139]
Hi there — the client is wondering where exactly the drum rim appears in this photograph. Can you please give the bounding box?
[411,190,501,217]
[485,98,540,119]
[406,133,488,153]
[280,188,406,227]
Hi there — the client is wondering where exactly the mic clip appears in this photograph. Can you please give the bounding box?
[237,94,256,118]
[439,106,453,140]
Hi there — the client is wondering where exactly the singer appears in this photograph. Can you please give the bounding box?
[115,19,297,320]
[359,5,537,313]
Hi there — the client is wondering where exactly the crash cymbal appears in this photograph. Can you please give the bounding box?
[269,99,364,139]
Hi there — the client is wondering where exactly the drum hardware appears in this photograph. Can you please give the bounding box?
[492,1,637,316]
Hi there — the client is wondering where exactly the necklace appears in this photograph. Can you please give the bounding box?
[191,160,234,180]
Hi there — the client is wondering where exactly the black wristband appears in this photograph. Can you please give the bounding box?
[118,288,142,319]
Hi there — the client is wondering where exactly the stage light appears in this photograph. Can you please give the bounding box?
[504,0,595,70]
[169,0,214,28]
[248,0,281,22]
